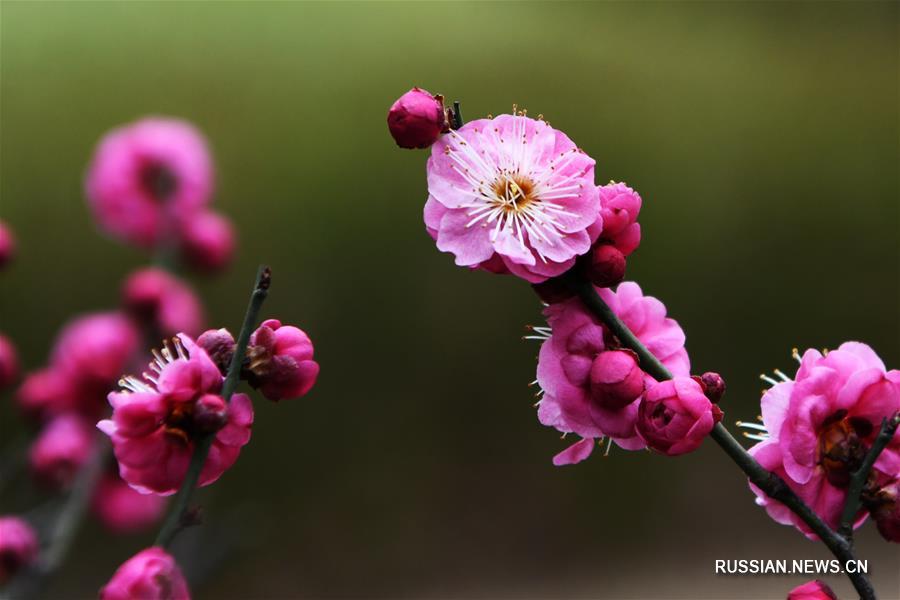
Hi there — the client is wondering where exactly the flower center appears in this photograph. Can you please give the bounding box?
[140,162,178,202]
[164,402,195,445]
[492,176,535,214]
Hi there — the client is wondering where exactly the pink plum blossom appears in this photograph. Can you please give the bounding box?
[787,580,837,600]
[0,516,38,584]
[16,367,74,421]
[91,473,167,534]
[587,182,642,257]
[424,113,600,283]
[0,220,15,270]
[29,414,95,489]
[535,281,690,463]
[100,547,190,600]
[122,268,204,337]
[246,319,319,401]
[745,342,900,538]
[0,332,19,390]
[98,335,253,495]
[177,210,235,272]
[388,87,448,149]
[86,117,213,249]
[636,377,722,456]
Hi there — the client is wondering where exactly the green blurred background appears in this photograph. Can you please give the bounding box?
[1,1,897,598]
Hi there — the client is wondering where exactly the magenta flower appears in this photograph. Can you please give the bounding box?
[787,580,837,600]
[29,414,95,489]
[97,335,253,495]
[100,547,190,600]
[0,219,15,270]
[122,268,204,337]
[587,182,642,257]
[16,367,73,421]
[424,113,600,283]
[0,332,19,390]
[177,210,235,272]
[0,516,38,584]
[91,473,167,534]
[636,377,722,456]
[745,342,900,538]
[388,87,448,149]
[535,281,690,464]
[85,117,213,249]
[247,319,319,401]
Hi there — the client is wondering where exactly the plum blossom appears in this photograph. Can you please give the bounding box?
[0,517,38,584]
[636,377,722,456]
[122,268,204,337]
[388,87,448,149]
[100,547,190,600]
[98,335,253,495]
[535,281,690,463]
[29,414,95,489]
[743,342,900,538]
[587,182,642,257]
[91,473,167,534]
[424,112,600,283]
[85,117,213,249]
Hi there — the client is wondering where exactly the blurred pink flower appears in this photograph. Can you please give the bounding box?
[16,367,73,421]
[0,516,39,584]
[98,335,253,495]
[388,87,447,149]
[122,268,204,337]
[100,547,190,600]
[535,281,690,464]
[636,377,722,456]
[0,332,19,390]
[247,319,319,401]
[745,342,900,538]
[787,580,837,600]
[29,414,95,489]
[85,117,213,249]
[0,219,15,269]
[177,210,235,272]
[587,182,642,257]
[424,113,600,283]
[91,473,167,534]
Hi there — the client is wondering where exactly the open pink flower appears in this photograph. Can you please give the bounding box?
[92,473,167,534]
[636,377,722,456]
[100,547,190,600]
[98,335,253,495]
[535,281,690,464]
[29,414,95,489]
[0,516,38,584]
[745,342,900,538]
[86,117,213,249]
[0,333,19,390]
[424,113,600,283]
[122,268,204,337]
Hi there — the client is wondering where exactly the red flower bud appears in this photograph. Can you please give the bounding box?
[584,243,626,288]
[387,88,448,149]
[589,349,644,410]
[695,371,726,403]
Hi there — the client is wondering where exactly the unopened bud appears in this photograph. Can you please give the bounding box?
[696,371,726,403]
[387,88,448,149]
[193,394,228,434]
[589,349,644,410]
[585,243,626,288]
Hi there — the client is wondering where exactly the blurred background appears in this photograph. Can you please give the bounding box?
[1,1,897,598]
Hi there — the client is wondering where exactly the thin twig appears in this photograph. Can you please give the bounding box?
[839,413,900,541]
[154,265,271,549]
[566,275,877,600]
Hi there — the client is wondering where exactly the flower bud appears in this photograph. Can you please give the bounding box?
[178,210,235,272]
[868,480,900,543]
[246,319,319,401]
[197,328,235,375]
[637,377,723,456]
[696,371,726,403]
[29,414,95,489]
[387,87,448,149]
[100,547,190,600]
[0,333,19,390]
[584,243,626,288]
[0,220,15,270]
[787,580,838,600]
[531,278,574,304]
[193,394,229,434]
[122,268,204,337]
[589,350,644,410]
[0,516,38,584]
